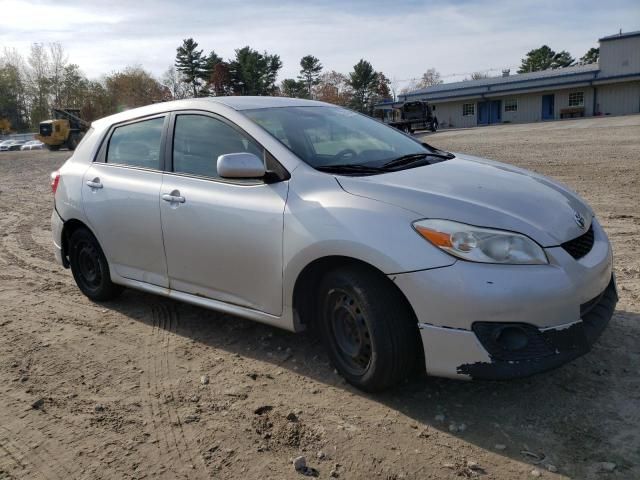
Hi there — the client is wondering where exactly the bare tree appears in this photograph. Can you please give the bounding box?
[416,68,442,88]
[399,80,418,95]
[28,43,51,126]
[467,71,489,81]
[161,66,189,100]
[49,42,68,106]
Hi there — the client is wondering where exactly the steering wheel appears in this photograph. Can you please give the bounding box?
[334,148,358,161]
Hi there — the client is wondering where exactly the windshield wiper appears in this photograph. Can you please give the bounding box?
[421,142,456,159]
[316,164,384,175]
[382,152,454,170]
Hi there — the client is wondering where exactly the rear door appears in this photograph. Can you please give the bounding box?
[159,112,288,315]
[82,115,169,287]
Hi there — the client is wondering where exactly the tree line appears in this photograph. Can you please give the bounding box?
[0,39,599,133]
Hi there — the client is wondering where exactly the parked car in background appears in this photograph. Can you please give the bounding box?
[21,140,45,151]
[50,97,617,392]
[0,140,26,151]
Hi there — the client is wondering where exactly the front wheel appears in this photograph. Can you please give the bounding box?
[68,228,123,301]
[66,134,79,150]
[317,265,420,391]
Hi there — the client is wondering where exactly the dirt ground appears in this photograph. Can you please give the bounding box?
[1,114,639,480]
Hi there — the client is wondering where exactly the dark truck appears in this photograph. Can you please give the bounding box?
[389,101,438,134]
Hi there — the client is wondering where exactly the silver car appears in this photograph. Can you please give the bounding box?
[21,140,44,150]
[50,97,616,391]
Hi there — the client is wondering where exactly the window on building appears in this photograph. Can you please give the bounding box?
[568,92,584,107]
[462,103,475,116]
[504,99,518,112]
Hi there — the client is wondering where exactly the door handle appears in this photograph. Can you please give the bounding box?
[86,178,103,189]
[162,193,185,203]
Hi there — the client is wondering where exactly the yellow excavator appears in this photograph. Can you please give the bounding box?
[36,108,90,151]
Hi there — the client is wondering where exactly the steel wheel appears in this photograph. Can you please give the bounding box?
[76,240,103,292]
[326,288,373,376]
[68,228,123,301]
[317,265,421,391]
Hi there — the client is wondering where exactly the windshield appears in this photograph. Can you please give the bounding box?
[243,106,444,169]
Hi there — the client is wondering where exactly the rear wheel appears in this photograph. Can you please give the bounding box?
[317,265,420,391]
[68,228,123,301]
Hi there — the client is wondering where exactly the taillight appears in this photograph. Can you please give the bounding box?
[51,170,60,194]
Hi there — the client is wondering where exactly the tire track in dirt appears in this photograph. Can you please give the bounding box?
[0,231,58,278]
[0,426,58,480]
[16,223,57,266]
[141,301,202,475]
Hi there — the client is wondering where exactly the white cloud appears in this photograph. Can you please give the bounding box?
[1,0,638,89]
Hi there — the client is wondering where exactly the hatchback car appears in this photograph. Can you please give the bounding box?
[51,97,616,391]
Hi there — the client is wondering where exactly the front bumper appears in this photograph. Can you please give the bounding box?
[392,218,617,379]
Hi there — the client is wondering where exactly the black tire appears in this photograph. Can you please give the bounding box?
[68,228,123,301]
[317,265,420,392]
[47,144,60,151]
[66,134,79,151]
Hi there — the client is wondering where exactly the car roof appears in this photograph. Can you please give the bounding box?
[92,96,331,129]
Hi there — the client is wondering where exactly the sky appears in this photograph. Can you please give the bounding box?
[1,0,639,89]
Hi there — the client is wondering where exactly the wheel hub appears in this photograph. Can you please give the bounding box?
[329,291,372,373]
[77,242,102,289]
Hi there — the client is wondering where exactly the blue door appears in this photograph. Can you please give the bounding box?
[489,100,502,123]
[542,94,555,120]
[478,101,489,125]
[478,100,501,124]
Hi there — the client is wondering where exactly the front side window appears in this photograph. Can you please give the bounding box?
[243,106,441,169]
[568,92,584,107]
[172,114,263,179]
[504,99,518,112]
[106,117,164,169]
[462,103,475,116]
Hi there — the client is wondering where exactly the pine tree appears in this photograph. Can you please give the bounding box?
[175,38,206,97]
[580,47,599,64]
[347,59,379,114]
[298,55,322,98]
[518,46,575,73]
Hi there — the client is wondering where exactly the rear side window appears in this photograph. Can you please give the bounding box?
[106,117,164,169]
[172,114,263,179]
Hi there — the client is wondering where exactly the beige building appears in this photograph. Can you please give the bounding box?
[376,30,640,128]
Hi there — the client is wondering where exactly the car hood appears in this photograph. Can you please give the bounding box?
[336,153,592,246]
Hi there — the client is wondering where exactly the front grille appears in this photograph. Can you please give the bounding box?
[561,224,594,260]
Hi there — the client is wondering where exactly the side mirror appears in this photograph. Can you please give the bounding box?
[217,152,266,179]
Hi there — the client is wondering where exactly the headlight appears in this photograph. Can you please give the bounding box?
[413,219,548,264]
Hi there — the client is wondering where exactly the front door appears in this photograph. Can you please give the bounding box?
[489,100,502,124]
[159,113,287,315]
[477,101,489,125]
[542,94,555,120]
[82,115,169,287]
